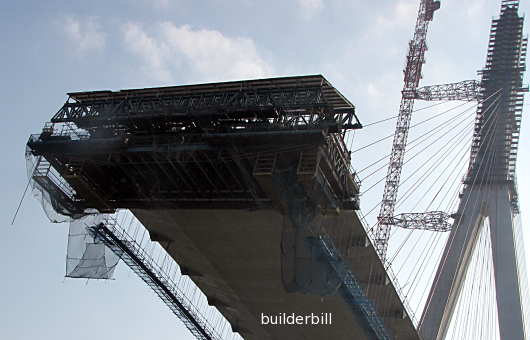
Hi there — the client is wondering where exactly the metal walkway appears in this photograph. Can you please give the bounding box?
[316,235,391,340]
[90,217,224,340]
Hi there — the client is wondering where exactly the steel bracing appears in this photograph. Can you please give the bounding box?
[392,211,452,232]
[52,75,361,134]
[420,1,528,339]
[407,80,482,102]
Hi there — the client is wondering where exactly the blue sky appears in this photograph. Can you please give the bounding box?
[1,1,529,339]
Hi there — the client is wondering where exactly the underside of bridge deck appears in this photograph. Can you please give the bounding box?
[133,208,419,340]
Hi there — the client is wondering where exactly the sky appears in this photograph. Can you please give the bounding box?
[1,0,529,339]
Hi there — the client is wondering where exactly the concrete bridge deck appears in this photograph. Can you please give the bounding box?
[134,208,420,340]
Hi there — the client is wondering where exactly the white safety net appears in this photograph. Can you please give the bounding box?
[66,214,120,279]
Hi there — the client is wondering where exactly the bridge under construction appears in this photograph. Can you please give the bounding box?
[24,1,528,339]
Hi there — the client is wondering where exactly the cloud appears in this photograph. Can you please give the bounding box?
[153,0,170,7]
[462,0,490,37]
[297,0,324,18]
[466,0,487,20]
[122,23,171,82]
[63,16,106,54]
[144,0,172,8]
[375,0,418,34]
[122,22,273,83]
[366,82,383,99]
[297,0,324,11]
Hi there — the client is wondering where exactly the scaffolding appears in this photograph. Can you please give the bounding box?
[468,1,528,213]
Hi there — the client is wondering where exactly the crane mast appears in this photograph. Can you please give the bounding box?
[374,0,441,259]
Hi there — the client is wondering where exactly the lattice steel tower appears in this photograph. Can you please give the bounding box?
[420,1,528,339]
[375,0,441,259]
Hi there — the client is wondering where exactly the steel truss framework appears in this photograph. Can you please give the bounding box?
[409,80,482,102]
[52,75,361,135]
[392,211,452,232]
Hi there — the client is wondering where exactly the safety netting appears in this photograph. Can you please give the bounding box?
[66,214,120,279]
[26,144,120,279]
[25,143,91,221]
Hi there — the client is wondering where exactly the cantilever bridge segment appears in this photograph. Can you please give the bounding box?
[25,75,419,339]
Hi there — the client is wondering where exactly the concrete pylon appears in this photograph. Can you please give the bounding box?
[419,1,527,338]
[419,184,525,340]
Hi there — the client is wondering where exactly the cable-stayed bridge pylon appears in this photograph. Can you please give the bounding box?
[419,1,528,339]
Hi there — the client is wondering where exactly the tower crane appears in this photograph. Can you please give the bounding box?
[374,0,442,259]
